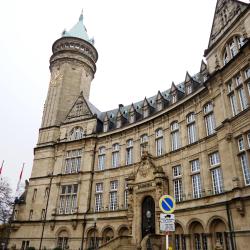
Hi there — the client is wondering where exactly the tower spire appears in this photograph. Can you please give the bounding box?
[62,10,94,45]
[79,9,83,21]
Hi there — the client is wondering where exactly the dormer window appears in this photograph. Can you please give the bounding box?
[186,84,192,95]
[172,94,177,104]
[103,122,108,132]
[129,113,135,123]
[143,108,149,118]
[157,100,163,111]
[116,118,121,129]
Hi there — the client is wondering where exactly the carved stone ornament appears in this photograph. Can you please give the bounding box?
[50,221,55,231]
[138,151,154,178]
[50,69,63,86]
[139,160,150,177]
[72,219,78,230]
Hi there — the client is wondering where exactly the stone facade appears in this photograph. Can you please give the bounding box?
[9,1,250,250]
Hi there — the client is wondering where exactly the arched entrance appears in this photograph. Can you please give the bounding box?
[209,218,229,249]
[141,196,155,239]
[189,221,207,250]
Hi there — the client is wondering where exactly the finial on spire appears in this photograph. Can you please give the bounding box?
[79,9,83,21]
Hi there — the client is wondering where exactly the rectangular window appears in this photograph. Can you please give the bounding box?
[238,136,244,151]
[240,153,250,185]
[110,180,118,210]
[205,113,216,136]
[247,132,250,148]
[227,81,233,93]
[157,101,163,111]
[124,180,128,209]
[59,184,78,214]
[126,140,133,165]
[172,94,177,103]
[186,85,192,95]
[229,94,238,116]
[211,168,224,194]
[173,165,181,177]
[95,183,103,212]
[209,152,220,166]
[238,87,248,111]
[192,174,202,199]
[65,149,82,174]
[173,179,183,202]
[191,159,200,172]
[235,74,243,86]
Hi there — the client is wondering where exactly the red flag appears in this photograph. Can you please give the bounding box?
[0,160,4,175]
[16,163,24,192]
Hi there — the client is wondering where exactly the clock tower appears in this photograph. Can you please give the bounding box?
[39,12,98,144]
[41,11,98,129]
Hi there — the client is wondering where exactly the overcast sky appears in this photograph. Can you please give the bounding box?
[1,0,248,191]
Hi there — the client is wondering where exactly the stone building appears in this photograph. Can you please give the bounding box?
[8,0,250,249]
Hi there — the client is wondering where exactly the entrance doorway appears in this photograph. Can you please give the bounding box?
[141,196,155,238]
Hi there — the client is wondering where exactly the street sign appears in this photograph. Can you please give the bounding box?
[159,195,175,214]
[160,213,175,232]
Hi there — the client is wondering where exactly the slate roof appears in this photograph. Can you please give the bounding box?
[98,72,204,130]
[62,11,94,45]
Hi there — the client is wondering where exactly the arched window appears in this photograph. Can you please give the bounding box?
[57,230,69,250]
[68,127,84,141]
[102,227,114,243]
[112,143,120,168]
[140,134,149,155]
[171,121,180,151]
[98,147,105,170]
[203,102,216,136]
[222,35,245,65]
[129,112,135,123]
[126,139,133,165]
[187,112,197,144]
[155,128,164,156]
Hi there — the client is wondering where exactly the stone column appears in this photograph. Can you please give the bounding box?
[206,233,213,250]
[184,234,191,250]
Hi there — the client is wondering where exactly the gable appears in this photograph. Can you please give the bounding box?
[208,0,248,48]
[65,94,94,122]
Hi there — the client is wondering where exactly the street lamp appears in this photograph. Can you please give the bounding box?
[146,210,152,233]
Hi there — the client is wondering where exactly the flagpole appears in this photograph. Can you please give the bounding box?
[15,163,25,198]
[0,160,4,176]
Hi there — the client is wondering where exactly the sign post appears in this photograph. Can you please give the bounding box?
[159,195,176,250]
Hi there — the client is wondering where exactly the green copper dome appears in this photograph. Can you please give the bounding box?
[62,11,94,45]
